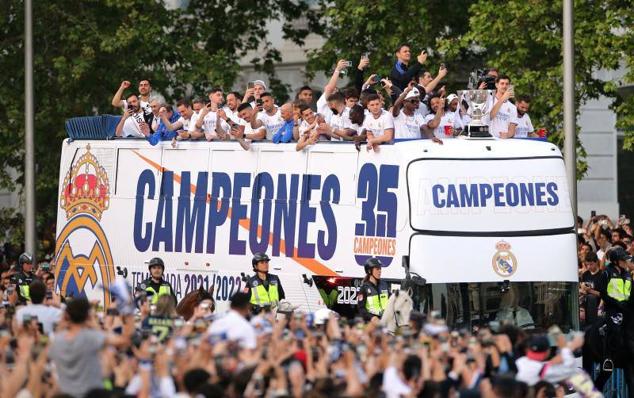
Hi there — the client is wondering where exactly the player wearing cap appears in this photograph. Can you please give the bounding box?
[137,257,177,305]
[243,252,285,313]
[15,252,35,302]
[357,257,390,321]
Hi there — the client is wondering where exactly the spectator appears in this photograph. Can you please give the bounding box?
[487,75,518,139]
[515,334,583,386]
[14,280,61,335]
[389,43,428,90]
[114,94,151,138]
[515,96,535,138]
[424,94,462,139]
[478,68,499,90]
[271,103,295,143]
[362,93,395,151]
[49,297,134,398]
[207,292,256,350]
[580,251,601,325]
[255,92,285,140]
[595,227,612,261]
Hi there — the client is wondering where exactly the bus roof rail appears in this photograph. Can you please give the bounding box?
[65,115,121,141]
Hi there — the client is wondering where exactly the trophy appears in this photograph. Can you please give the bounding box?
[457,90,493,138]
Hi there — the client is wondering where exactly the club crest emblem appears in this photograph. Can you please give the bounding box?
[492,240,517,278]
[54,144,115,306]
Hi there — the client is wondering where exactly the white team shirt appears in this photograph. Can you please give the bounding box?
[316,93,333,125]
[223,107,240,124]
[393,110,425,139]
[362,109,394,138]
[424,112,462,139]
[121,111,147,138]
[329,107,353,140]
[514,113,534,138]
[201,111,230,140]
[256,108,285,140]
[486,96,518,138]
[415,102,430,118]
[121,99,152,116]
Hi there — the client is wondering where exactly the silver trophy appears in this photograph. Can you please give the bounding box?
[457,89,493,137]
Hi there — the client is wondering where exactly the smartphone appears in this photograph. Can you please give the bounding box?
[256,98,263,107]
[46,291,53,300]
[373,75,382,83]
[362,52,370,60]
[344,61,352,67]
[440,62,446,69]
[247,81,255,89]
[591,210,597,218]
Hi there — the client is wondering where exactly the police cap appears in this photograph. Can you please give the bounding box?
[147,257,165,270]
[364,257,383,274]
[18,252,33,267]
[609,247,633,264]
[252,252,271,266]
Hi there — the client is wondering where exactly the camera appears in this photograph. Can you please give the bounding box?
[469,69,496,90]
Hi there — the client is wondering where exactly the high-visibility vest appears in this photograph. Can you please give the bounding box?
[607,278,632,302]
[363,281,389,316]
[19,284,31,302]
[249,275,280,307]
[145,283,173,304]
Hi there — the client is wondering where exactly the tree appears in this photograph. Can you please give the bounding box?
[305,0,473,84]
[0,0,312,257]
[438,0,634,174]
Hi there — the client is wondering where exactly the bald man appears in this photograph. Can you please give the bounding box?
[272,103,296,143]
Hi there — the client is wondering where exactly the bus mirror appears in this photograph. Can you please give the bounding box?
[302,274,314,287]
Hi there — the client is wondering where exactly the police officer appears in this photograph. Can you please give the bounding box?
[357,257,390,321]
[138,257,177,305]
[244,252,285,313]
[15,253,36,302]
[595,246,633,390]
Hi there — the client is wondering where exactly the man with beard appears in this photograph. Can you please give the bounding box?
[515,96,535,138]
[115,94,151,138]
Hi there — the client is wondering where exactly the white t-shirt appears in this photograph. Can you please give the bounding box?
[299,118,329,141]
[189,112,200,134]
[207,310,257,349]
[201,111,230,140]
[424,112,462,139]
[415,102,430,118]
[362,109,394,138]
[316,93,333,125]
[393,110,425,139]
[121,111,147,138]
[329,107,354,140]
[16,304,63,335]
[382,366,412,398]
[515,113,534,138]
[257,108,285,140]
[223,107,240,124]
[486,96,518,138]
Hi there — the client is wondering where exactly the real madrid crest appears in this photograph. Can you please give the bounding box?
[54,144,115,306]
[492,240,517,277]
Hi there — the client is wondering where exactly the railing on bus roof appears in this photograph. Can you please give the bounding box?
[64,115,549,143]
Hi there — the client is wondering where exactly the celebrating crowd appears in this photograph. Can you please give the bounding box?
[0,210,631,397]
[113,44,541,150]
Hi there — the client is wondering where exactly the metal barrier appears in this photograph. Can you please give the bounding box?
[593,364,629,397]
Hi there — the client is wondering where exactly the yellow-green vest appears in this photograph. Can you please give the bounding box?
[145,284,172,304]
[607,278,632,302]
[249,276,280,307]
[364,282,389,316]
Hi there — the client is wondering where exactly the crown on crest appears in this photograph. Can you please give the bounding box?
[495,241,511,251]
[60,144,110,220]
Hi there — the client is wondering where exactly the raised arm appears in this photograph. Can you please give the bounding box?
[427,105,444,129]
[424,66,447,94]
[392,84,413,117]
[489,90,512,120]
[323,60,349,97]
[112,81,130,108]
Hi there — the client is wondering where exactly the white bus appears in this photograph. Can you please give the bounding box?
[54,138,579,330]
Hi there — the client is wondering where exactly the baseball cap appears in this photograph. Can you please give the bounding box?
[252,80,267,90]
[276,300,299,314]
[405,87,421,100]
[528,335,550,353]
[446,93,459,104]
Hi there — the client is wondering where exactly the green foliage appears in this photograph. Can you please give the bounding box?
[308,0,634,176]
[0,0,312,255]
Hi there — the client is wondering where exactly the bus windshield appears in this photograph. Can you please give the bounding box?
[414,282,579,332]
